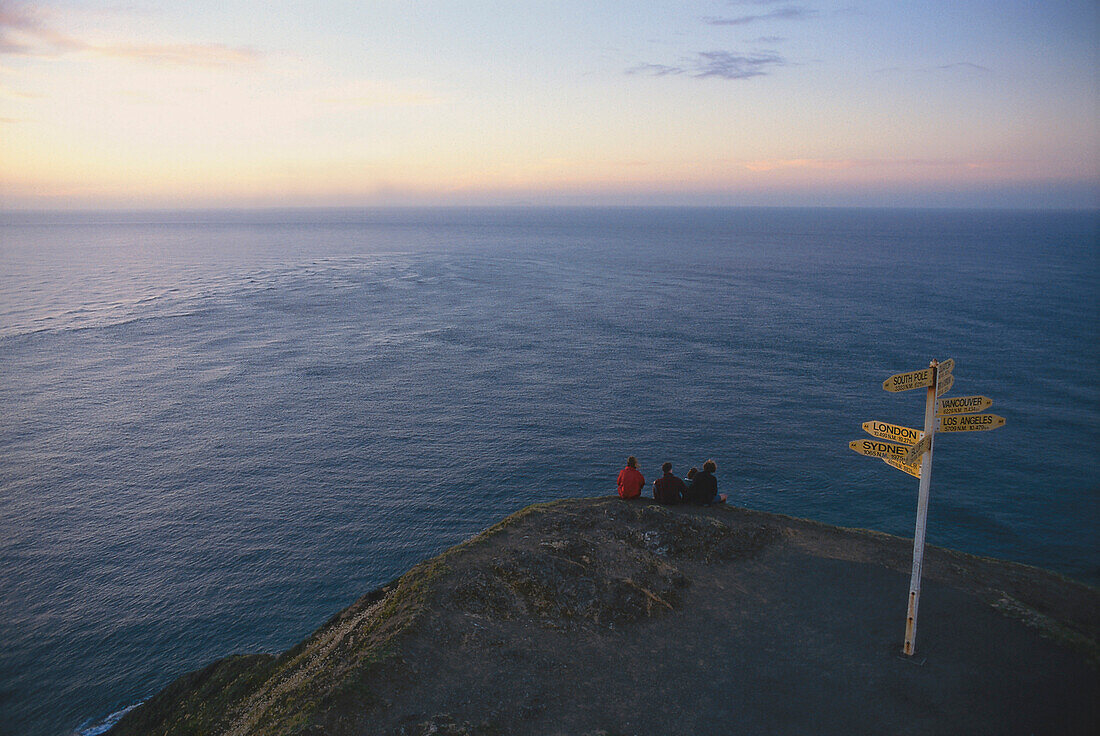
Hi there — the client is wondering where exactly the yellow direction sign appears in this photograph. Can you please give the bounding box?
[884,456,921,478]
[937,395,993,416]
[936,374,955,397]
[938,358,955,377]
[938,413,1006,433]
[849,439,912,460]
[904,435,932,464]
[862,420,923,445]
[883,367,934,392]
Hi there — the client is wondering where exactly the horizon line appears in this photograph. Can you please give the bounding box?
[3,202,1099,216]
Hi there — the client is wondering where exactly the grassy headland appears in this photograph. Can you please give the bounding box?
[112,498,1099,735]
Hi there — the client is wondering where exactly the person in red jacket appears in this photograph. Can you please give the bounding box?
[617,456,645,499]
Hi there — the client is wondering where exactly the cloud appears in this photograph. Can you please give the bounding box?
[742,157,1006,172]
[875,62,993,75]
[704,6,817,26]
[752,36,787,43]
[0,4,34,30]
[0,3,43,54]
[1,3,83,57]
[936,62,992,73]
[629,50,786,80]
[92,42,261,67]
[0,2,260,67]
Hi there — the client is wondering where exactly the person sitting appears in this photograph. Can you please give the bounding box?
[686,466,698,483]
[684,459,727,505]
[653,462,686,505]
[616,456,645,499]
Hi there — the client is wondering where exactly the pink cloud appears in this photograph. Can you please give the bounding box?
[0,2,260,67]
[92,42,261,67]
[743,158,1007,173]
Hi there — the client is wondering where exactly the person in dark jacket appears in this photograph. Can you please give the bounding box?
[653,462,685,505]
[685,459,727,505]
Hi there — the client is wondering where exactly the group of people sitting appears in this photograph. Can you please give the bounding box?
[616,456,728,506]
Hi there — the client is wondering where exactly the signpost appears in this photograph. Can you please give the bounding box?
[903,360,941,658]
[849,359,1004,658]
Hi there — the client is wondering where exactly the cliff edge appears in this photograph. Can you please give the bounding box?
[111,498,1099,735]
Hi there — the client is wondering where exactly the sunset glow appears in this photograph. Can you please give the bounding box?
[1,0,1097,209]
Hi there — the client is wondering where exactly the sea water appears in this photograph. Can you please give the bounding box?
[0,207,1096,735]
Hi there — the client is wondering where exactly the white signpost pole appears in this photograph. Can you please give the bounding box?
[903,359,939,657]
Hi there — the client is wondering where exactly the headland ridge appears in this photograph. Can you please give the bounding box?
[110,497,1099,735]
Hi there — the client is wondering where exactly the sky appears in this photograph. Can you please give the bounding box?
[0,0,1097,210]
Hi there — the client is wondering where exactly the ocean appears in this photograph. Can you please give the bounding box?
[0,207,1097,735]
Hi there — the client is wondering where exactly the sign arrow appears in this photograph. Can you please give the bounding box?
[862,420,923,445]
[883,367,935,393]
[938,413,1006,433]
[936,395,993,416]
[884,456,921,478]
[849,439,912,460]
[904,435,932,464]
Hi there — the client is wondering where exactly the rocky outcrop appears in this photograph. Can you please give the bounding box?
[111,498,1100,736]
